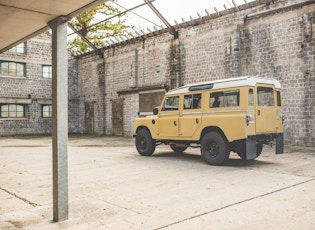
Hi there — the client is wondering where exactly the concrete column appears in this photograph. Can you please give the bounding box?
[48,16,69,222]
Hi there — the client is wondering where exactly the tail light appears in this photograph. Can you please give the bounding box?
[281,113,285,124]
[246,113,252,126]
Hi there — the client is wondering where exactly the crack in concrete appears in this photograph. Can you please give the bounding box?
[0,187,39,207]
[155,178,315,230]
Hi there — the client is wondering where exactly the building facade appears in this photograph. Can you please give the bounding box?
[75,0,315,146]
[0,32,80,135]
[0,0,314,147]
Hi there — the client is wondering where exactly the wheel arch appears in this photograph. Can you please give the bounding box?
[200,126,228,143]
[136,126,151,135]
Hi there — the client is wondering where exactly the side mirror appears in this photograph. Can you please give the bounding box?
[153,107,159,115]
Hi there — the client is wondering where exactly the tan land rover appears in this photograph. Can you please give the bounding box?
[133,76,284,165]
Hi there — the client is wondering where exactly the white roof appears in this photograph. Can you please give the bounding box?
[166,76,281,95]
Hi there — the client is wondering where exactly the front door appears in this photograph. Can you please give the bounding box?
[157,96,179,137]
[112,98,124,135]
[85,102,94,134]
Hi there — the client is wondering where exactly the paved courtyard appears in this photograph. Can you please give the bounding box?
[0,135,314,229]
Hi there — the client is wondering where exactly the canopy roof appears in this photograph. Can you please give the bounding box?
[0,0,108,53]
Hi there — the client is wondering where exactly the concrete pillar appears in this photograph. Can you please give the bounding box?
[48,16,69,222]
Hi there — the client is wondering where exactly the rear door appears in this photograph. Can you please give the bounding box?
[255,85,278,133]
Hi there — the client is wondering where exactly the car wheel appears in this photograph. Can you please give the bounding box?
[200,132,230,166]
[135,129,156,156]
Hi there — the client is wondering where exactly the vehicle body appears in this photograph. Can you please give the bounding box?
[133,76,284,165]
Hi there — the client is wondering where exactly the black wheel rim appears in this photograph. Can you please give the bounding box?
[139,136,147,151]
[207,141,219,157]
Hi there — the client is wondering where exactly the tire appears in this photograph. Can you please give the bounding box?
[135,129,156,156]
[256,143,263,157]
[200,132,230,166]
[170,145,187,153]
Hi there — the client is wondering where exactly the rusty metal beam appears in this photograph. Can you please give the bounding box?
[143,0,178,39]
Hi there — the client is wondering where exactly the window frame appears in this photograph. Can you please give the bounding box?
[8,43,26,54]
[42,65,52,78]
[0,104,25,118]
[210,89,240,108]
[161,96,179,111]
[183,93,202,110]
[0,61,26,77]
[257,86,275,107]
[41,104,52,118]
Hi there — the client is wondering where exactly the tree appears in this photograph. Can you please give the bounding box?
[68,0,132,55]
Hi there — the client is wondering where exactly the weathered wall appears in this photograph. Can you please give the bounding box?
[76,0,314,146]
[0,32,53,135]
[0,32,80,135]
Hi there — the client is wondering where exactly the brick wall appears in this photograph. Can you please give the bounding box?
[76,0,314,146]
[0,32,53,135]
[0,32,80,135]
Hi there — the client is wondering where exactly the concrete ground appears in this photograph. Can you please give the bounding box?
[0,135,314,230]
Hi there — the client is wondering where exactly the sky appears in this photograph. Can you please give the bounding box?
[112,0,255,31]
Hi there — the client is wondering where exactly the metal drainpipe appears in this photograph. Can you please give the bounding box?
[101,53,106,134]
[178,39,183,87]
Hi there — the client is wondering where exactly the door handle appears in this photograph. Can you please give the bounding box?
[258,110,260,116]
[196,118,199,124]
[174,121,177,126]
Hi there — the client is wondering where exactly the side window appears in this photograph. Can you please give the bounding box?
[161,96,179,111]
[42,105,52,118]
[0,104,25,118]
[42,65,52,78]
[184,94,201,109]
[210,90,240,108]
[8,43,26,54]
[0,61,25,77]
[248,89,254,106]
[276,91,281,107]
[257,87,274,106]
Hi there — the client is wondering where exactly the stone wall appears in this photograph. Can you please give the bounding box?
[0,32,80,135]
[76,0,314,146]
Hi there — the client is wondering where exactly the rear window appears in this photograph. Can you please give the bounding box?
[210,90,240,108]
[257,87,274,106]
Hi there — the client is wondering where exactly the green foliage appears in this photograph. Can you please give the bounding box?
[68,1,132,55]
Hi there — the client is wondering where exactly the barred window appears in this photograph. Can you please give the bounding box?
[42,65,52,78]
[0,61,25,77]
[42,105,52,118]
[0,104,25,118]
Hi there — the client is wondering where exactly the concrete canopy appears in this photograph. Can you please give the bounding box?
[0,0,108,53]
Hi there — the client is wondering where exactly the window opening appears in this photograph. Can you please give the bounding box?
[0,104,25,118]
[42,65,52,78]
[257,87,274,106]
[161,96,179,111]
[42,105,52,118]
[184,94,201,109]
[210,90,240,108]
[0,61,25,77]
